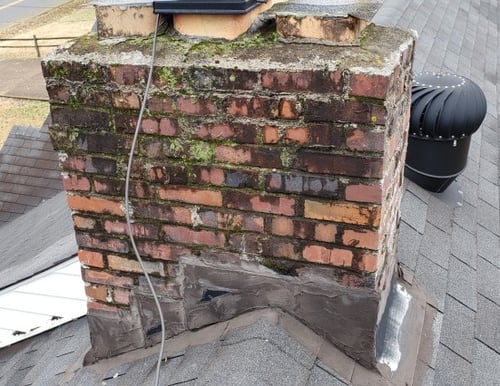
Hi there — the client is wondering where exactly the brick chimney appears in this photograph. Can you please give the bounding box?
[43,0,415,369]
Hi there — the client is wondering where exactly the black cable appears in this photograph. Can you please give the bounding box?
[124,14,165,386]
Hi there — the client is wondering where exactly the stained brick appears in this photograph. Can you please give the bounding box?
[83,268,133,287]
[262,238,299,259]
[162,224,226,247]
[298,150,383,178]
[104,220,159,239]
[315,223,337,242]
[51,106,109,130]
[136,241,190,261]
[85,157,117,175]
[158,186,222,207]
[285,127,309,144]
[112,91,140,109]
[279,99,299,119]
[304,200,380,226]
[113,288,130,305]
[76,232,129,253]
[303,245,353,267]
[187,67,258,90]
[225,191,295,216]
[308,124,344,147]
[266,173,340,198]
[215,145,282,168]
[63,174,91,191]
[134,203,192,224]
[73,215,97,230]
[110,64,148,85]
[303,99,386,125]
[85,284,108,302]
[176,96,217,115]
[67,194,124,216]
[108,254,164,276]
[342,229,380,250]
[346,127,385,152]
[263,125,280,144]
[226,96,274,118]
[260,70,343,93]
[195,122,258,143]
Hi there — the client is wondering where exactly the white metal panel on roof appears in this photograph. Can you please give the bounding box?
[0,257,87,348]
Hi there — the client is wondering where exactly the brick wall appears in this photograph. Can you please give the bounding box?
[43,19,414,367]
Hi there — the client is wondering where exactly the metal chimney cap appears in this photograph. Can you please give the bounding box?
[153,0,264,15]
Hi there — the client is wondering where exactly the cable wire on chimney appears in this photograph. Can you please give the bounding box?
[124,13,165,386]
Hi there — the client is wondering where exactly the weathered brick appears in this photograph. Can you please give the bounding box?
[112,288,130,305]
[51,106,109,130]
[225,191,295,216]
[162,225,226,247]
[346,127,385,152]
[80,133,131,155]
[229,233,262,255]
[85,284,108,302]
[159,117,179,136]
[47,84,71,103]
[67,194,124,216]
[76,232,129,253]
[195,122,258,143]
[215,145,282,168]
[112,91,140,109]
[263,125,280,144]
[266,173,340,198]
[298,150,383,178]
[342,229,380,250]
[262,238,299,260]
[83,268,134,287]
[345,183,383,204]
[285,127,309,144]
[177,96,217,115]
[153,66,183,88]
[349,73,390,99]
[73,215,97,230]
[271,217,294,236]
[304,200,380,226]
[62,174,91,191]
[147,95,175,113]
[85,157,117,175]
[134,202,191,224]
[78,249,104,268]
[87,300,119,313]
[187,67,258,90]
[303,99,386,125]
[136,241,190,261]
[315,223,337,242]
[303,245,353,267]
[104,220,159,239]
[60,155,86,172]
[226,96,274,117]
[261,70,343,93]
[158,186,223,207]
[279,99,299,119]
[358,252,379,273]
[196,166,225,186]
[108,254,164,276]
[110,64,148,85]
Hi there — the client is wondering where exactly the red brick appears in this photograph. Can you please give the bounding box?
[73,215,96,230]
[359,252,379,273]
[136,241,190,261]
[215,145,282,168]
[198,167,225,185]
[303,245,353,267]
[342,229,380,250]
[162,225,226,247]
[285,127,309,144]
[113,288,130,305]
[61,155,86,172]
[141,118,159,134]
[176,97,217,115]
[314,223,337,242]
[262,238,298,259]
[309,124,344,147]
[134,203,191,224]
[260,70,343,93]
[67,194,124,216]
[147,95,175,113]
[195,123,234,140]
[271,217,294,236]
[346,127,385,152]
[158,186,223,207]
[83,268,134,287]
[299,150,383,178]
[345,184,383,204]
[78,249,104,268]
[229,233,262,255]
[225,191,295,216]
[104,220,159,239]
[85,284,108,302]
[263,125,280,144]
[349,73,390,99]
[159,117,178,136]
[226,96,273,117]
[110,64,148,85]
[62,174,91,191]
[304,200,380,226]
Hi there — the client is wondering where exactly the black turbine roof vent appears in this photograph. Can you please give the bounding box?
[153,0,264,14]
[410,72,487,139]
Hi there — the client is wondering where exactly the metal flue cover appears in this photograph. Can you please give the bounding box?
[410,72,487,139]
[153,0,262,14]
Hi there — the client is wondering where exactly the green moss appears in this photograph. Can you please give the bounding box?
[158,68,177,88]
[189,141,214,162]
[188,32,280,57]
[261,258,303,277]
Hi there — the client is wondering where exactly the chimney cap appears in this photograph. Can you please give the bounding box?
[153,0,264,15]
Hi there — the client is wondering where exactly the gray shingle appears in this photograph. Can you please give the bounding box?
[447,256,477,311]
[478,177,500,209]
[440,296,475,362]
[426,194,454,232]
[419,223,451,269]
[477,199,500,236]
[433,344,472,386]
[451,224,477,269]
[472,340,500,386]
[306,364,347,386]
[400,191,428,234]
[475,295,500,353]
[477,257,500,304]
[396,221,422,272]
[415,255,448,311]
[454,202,478,234]
[477,225,500,268]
